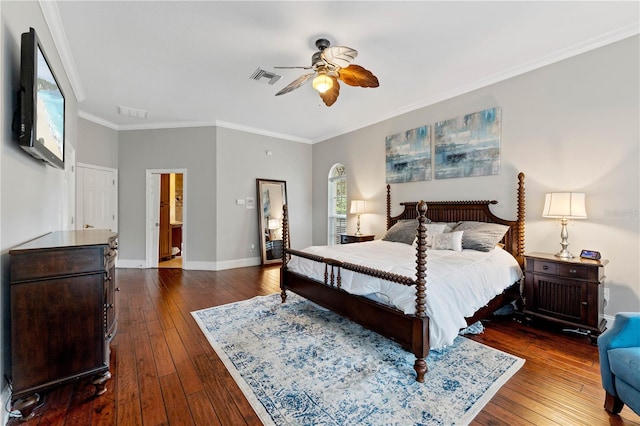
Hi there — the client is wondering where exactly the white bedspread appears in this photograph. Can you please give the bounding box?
[286,240,523,348]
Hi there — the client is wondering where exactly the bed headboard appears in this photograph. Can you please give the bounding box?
[386,172,526,266]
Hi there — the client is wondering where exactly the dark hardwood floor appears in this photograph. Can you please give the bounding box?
[8,265,640,425]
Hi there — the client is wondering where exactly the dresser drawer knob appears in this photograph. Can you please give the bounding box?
[543,265,549,270]
[569,269,577,274]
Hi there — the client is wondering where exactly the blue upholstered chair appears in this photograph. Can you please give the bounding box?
[598,312,640,416]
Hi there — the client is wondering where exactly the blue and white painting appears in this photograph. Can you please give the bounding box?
[434,108,501,179]
[385,125,431,184]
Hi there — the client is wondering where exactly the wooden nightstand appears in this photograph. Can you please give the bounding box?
[522,252,608,343]
[340,234,375,244]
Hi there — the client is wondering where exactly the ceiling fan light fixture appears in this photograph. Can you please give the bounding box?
[312,72,333,93]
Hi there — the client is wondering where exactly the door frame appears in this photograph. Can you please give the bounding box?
[76,162,118,232]
[145,168,187,268]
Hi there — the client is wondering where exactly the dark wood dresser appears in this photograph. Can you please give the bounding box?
[522,252,607,343]
[9,230,118,420]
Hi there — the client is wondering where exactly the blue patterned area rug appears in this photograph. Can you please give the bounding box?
[192,293,524,425]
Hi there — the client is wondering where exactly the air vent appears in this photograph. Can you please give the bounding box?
[250,68,281,85]
[117,105,148,119]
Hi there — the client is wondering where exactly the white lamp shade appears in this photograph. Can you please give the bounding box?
[542,192,587,219]
[350,200,366,214]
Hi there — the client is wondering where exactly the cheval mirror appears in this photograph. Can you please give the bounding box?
[256,179,287,265]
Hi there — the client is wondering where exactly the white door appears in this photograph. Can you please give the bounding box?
[77,164,118,231]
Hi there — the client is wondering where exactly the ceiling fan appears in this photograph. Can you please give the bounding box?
[274,38,379,107]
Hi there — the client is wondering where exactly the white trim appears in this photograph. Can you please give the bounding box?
[604,314,615,330]
[77,162,117,173]
[215,120,312,144]
[116,259,147,269]
[78,111,119,130]
[76,113,311,144]
[38,0,85,101]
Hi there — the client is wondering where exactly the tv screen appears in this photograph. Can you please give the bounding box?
[18,27,65,169]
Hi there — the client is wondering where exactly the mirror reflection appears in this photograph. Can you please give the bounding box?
[256,179,287,265]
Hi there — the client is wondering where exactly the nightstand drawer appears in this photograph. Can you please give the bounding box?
[533,261,558,275]
[557,264,589,280]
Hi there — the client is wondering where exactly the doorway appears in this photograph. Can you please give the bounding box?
[145,169,187,269]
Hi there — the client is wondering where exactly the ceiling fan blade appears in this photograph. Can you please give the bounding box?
[274,66,314,70]
[338,64,379,88]
[319,76,340,107]
[275,73,315,96]
[321,46,358,68]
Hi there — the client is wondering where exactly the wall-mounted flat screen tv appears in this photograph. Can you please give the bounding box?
[18,27,65,169]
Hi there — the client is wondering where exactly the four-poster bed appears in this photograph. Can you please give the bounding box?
[279,172,526,382]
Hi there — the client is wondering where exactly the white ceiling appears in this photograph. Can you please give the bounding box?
[47,1,639,143]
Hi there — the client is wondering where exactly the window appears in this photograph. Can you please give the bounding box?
[328,163,347,245]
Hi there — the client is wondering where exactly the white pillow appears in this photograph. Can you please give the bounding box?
[432,231,464,252]
[413,223,447,247]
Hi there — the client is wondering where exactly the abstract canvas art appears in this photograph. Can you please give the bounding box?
[434,107,501,179]
[385,125,431,184]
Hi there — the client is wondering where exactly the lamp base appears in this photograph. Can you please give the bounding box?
[554,218,575,259]
[554,249,575,259]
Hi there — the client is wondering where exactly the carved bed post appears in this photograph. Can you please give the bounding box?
[414,200,429,382]
[516,172,526,266]
[386,184,391,230]
[280,204,290,303]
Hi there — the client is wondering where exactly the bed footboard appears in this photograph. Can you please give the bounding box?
[280,203,431,382]
[282,268,430,381]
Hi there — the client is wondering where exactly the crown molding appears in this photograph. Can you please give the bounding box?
[78,111,119,130]
[38,0,85,102]
[215,121,312,144]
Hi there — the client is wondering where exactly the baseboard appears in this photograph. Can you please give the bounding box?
[116,259,147,268]
[186,257,261,271]
[604,314,615,329]
[116,257,262,271]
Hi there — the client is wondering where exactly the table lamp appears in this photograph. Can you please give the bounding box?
[542,192,587,259]
[350,200,367,236]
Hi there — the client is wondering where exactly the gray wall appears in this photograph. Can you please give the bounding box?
[215,127,313,265]
[118,126,217,264]
[116,125,313,269]
[1,0,79,419]
[312,36,640,317]
[77,117,118,168]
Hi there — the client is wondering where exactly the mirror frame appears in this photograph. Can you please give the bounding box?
[256,179,287,265]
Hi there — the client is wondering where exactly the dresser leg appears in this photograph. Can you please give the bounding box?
[13,394,40,422]
[92,371,112,396]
